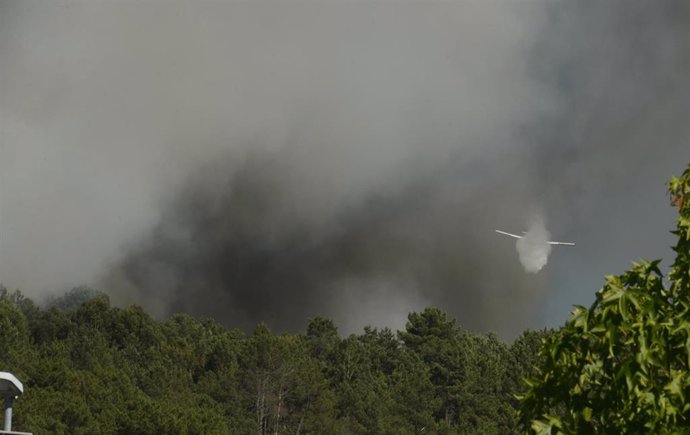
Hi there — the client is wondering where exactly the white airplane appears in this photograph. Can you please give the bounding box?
[495,230,575,246]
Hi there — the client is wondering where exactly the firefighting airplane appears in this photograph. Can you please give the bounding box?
[495,230,575,246]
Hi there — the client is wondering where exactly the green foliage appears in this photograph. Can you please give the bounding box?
[0,292,545,433]
[520,163,690,433]
[398,307,525,434]
[48,286,109,312]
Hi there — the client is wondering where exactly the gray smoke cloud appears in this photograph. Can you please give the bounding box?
[516,216,552,274]
[1,1,689,339]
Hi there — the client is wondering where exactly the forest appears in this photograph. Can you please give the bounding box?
[0,285,546,434]
[1,164,689,434]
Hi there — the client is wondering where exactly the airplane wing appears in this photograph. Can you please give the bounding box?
[496,229,575,246]
[547,241,575,246]
[495,230,522,239]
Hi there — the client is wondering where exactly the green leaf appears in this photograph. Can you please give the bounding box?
[531,419,553,435]
[582,406,593,422]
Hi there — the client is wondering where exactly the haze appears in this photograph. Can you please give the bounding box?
[1,1,688,339]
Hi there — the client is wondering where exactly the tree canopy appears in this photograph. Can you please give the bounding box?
[0,285,546,434]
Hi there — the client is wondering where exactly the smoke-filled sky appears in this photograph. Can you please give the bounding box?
[1,1,689,339]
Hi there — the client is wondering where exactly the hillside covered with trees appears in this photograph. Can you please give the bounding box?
[0,286,545,434]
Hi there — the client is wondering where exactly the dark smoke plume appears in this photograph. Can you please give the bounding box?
[108,146,544,335]
[2,1,690,338]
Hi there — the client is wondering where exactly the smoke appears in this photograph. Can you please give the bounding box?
[2,1,690,339]
[516,216,552,274]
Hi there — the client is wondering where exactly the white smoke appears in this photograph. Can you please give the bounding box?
[516,216,552,273]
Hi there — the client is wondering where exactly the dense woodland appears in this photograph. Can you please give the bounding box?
[0,286,546,434]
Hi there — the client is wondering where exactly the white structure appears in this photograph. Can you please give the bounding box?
[0,372,31,435]
[495,229,575,246]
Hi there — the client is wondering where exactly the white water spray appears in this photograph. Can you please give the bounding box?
[515,216,552,273]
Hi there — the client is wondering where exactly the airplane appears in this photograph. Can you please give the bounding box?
[495,230,575,246]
